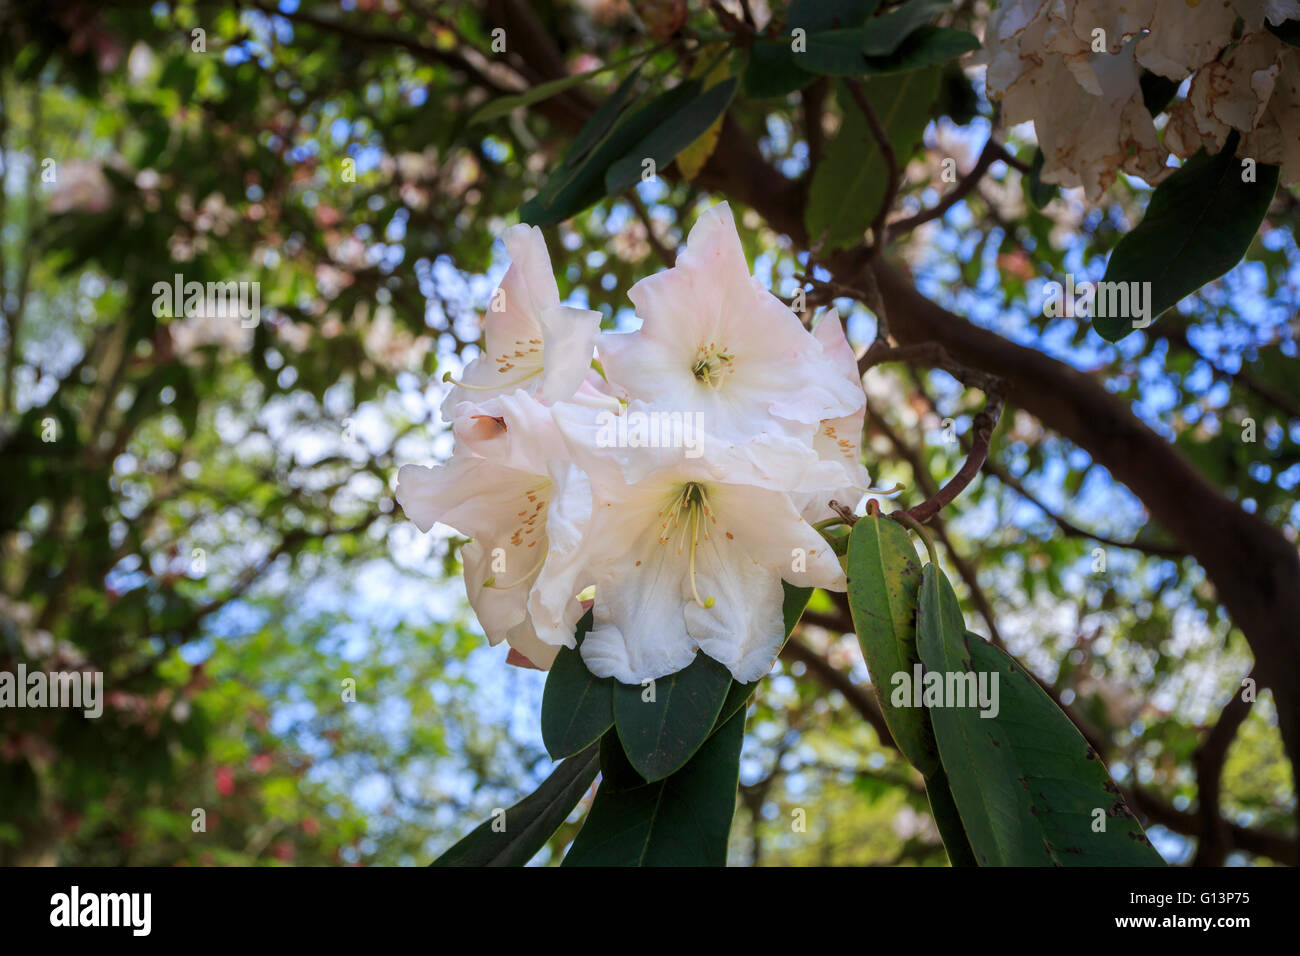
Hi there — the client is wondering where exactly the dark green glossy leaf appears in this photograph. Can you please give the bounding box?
[431,741,599,867]
[603,77,738,195]
[541,610,614,759]
[563,709,745,866]
[1023,147,1056,210]
[613,650,732,782]
[924,768,978,866]
[858,0,952,55]
[916,565,1165,866]
[1097,132,1278,341]
[788,0,881,32]
[742,40,816,98]
[520,80,699,225]
[846,514,939,776]
[565,63,646,166]
[863,25,979,74]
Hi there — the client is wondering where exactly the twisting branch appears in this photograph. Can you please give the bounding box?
[904,397,1002,525]
[842,77,898,260]
[888,137,1007,239]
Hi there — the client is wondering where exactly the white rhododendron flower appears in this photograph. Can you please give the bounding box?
[985,0,1300,198]
[397,202,870,684]
[440,223,602,414]
[599,203,864,445]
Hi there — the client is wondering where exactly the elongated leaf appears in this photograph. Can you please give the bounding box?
[520,80,700,225]
[565,63,646,167]
[916,565,1165,866]
[806,70,940,250]
[676,51,732,180]
[859,0,951,55]
[788,0,882,32]
[431,741,600,866]
[924,768,978,866]
[1024,147,1056,210]
[613,650,732,782]
[470,67,611,124]
[1097,132,1279,341]
[563,708,745,866]
[604,77,739,194]
[541,611,614,759]
[742,40,816,98]
[715,582,812,728]
[863,25,979,74]
[846,514,938,776]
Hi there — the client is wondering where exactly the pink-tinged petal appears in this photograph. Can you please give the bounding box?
[500,223,560,319]
[450,389,564,476]
[395,457,548,542]
[463,539,530,646]
[527,464,594,649]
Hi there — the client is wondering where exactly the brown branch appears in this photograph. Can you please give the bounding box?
[905,396,1001,525]
[1192,674,1256,866]
[888,137,1003,239]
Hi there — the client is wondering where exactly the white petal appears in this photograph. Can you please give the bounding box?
[685,550,786,683]
[536,305,602,404]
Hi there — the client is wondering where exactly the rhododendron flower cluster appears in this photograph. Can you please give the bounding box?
[396,203,869,684]
[985,0,1300,200]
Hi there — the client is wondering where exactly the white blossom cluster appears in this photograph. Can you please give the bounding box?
[396,203,869,684]
[985,0,1300,199]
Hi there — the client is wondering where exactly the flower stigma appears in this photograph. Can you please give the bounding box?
[658,481,718,609]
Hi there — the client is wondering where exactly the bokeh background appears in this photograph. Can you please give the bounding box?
[0,0,1295,865]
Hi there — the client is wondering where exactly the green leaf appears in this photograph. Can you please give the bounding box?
[806,70,941,250]
[859,0,952,56]
[613,651,732,782]
[563,709,745,866]
[520,80,700,226]
[715,582,812,728]
[742,40,816,98]
[1096,132,1279,342]
[540,610,615,759]
[603,77,739,195]
[470,57,636,124]
[924,767,979,866]
[846,514,939,776]
[788,0,882,32]
[565,63,646,167]
[1024,147,1056,210]
[863,25,979,74]
[430,741,600,866]
[916,565,1165,866]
